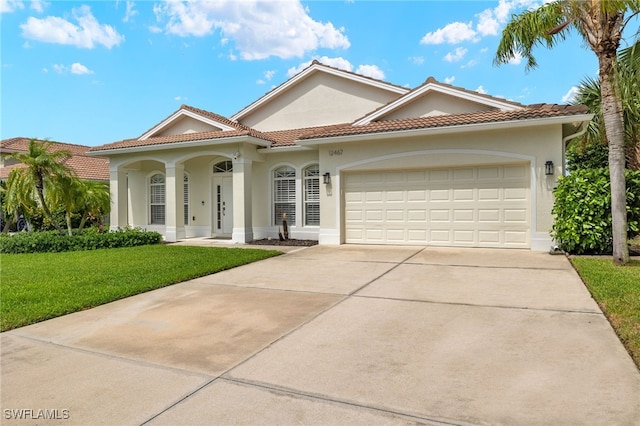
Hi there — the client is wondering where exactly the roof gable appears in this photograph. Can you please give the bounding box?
[230,61,409,131]
[354,77,523,126]
[139,105,238,140]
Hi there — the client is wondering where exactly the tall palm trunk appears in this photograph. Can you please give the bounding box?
[600,65,629,264]
[35,174,63,233]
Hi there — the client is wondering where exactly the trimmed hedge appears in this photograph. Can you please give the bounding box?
[0,228,163,254]
[551,168,640,254]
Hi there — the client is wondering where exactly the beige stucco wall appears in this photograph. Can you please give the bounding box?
[382,92,496,120]
[240,73,402,131]
[155,116,221,137]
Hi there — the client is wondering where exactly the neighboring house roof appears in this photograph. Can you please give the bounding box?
[0,137,109,181]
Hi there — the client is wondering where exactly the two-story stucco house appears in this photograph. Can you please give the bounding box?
[89,61,592,251]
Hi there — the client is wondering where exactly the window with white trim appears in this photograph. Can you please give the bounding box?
[149,173,165,225]
[183,173,189,226]
[273,166,296,226]
[304,164,320,226]
[213,160,233,173]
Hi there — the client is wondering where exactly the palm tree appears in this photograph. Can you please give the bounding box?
[569,41,640,171]
[6,139,74,233]
[76,180,111,232]
[47,174,84,236]
[494,0,640,265]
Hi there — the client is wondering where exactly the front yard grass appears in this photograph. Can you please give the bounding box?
[571,257,640,368]
[0,245,281,331]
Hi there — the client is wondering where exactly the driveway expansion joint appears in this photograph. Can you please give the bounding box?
[220,376,466,426]
[352,294,606,315]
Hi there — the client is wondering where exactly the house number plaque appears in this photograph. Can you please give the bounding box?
[329,149,343,156]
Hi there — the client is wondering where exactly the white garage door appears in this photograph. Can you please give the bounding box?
[344,164,530,248]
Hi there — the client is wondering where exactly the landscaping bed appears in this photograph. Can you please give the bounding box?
[249,238,318,247]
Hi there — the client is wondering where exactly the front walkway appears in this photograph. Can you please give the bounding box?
[2,245,639,425]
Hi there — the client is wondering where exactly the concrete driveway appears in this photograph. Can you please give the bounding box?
[2,245,639,425]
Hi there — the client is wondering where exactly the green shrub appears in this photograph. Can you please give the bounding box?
[0,228,163,254]
[552,168,640,254]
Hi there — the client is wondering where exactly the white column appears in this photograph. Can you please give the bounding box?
[232,159,253,243]
[109,167,128,231]
[165,164,185,242]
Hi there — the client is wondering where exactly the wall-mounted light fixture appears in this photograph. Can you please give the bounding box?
[201,200,205,206]
[545,161,554,176]
[323,172,331,185]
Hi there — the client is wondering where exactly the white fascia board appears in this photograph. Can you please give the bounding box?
[139,110,236,140]
[88,135,270,156]
[257,145,316,154]
[300,113,594,146]
[354,84,523,126]
[230,64,409,122]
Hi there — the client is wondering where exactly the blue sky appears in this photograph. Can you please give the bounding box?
[1,0,632,147]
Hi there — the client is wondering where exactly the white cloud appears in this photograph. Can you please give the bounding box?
[444,76,455,84]
[70,62,93,74]
[409,56,424,65]
[476,85,488,94]
[30,0,48,13]
[153,0,349,60]
[287,56,353,77]
[507,52,523,65]
[41,67,48,73]
[356,64,385,80]
[123,0,137,23]
[420,21,477,45]
[20,5,124,49]
[51,62,93,75]
[561,86,579,103]
[264,69,276,81]
[174,95,188,101]
[461,59,478,69]
[444,47,468,63]
[1,0,24,13]
[149,25,162,34]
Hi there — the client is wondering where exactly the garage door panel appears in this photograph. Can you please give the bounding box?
[344,164,530,248]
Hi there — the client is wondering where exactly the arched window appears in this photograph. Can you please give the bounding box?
[149,173,165,225]
[304,164,320,226]
[183,173,190,225]
[213,160,233,173]
[273,166,296,226]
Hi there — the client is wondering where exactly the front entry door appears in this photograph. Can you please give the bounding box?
[213,177,233,236]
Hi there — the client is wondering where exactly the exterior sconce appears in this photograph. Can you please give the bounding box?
[545,161,554,176]
[323,172,331,185]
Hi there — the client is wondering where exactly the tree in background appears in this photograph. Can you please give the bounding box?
[495,0,639,265]
[5,140,73,233]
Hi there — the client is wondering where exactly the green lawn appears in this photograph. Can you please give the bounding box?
[571,257,640,368]
[0,245,281,331]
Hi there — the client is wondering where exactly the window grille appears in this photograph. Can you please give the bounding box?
[213,161,233,173]
[150,173,165,224]
[304,165,320,226]
[183,173,189,225]
[273,166,296,225]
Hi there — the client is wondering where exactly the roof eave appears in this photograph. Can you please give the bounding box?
[88,135,271,156]
[299,113,594,145]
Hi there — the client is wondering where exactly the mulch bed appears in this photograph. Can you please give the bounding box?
[249,238,318,247]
